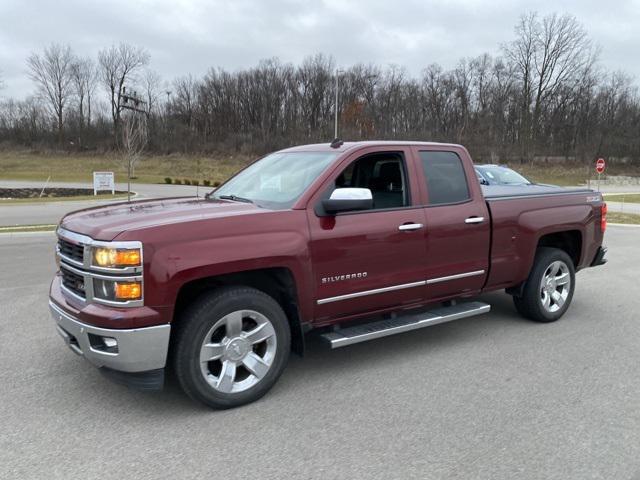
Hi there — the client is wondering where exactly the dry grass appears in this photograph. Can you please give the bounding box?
[1,151,638,188]
[607,212,640,224]
[0,151,252,185]
[504,163,640,187]
[603,194,640,204]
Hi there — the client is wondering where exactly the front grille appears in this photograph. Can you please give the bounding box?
[58,238,84,264]
[60,266,86,299]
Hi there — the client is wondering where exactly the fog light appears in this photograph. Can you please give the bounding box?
[88,334,119,353]
[114,282,142,300]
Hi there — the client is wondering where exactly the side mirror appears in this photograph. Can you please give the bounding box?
[322,188,373,214]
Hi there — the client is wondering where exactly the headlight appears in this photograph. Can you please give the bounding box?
[93,247,141,268]
[93,279,142,301]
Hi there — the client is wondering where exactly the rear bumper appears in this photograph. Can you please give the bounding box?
[590,246,607,267]
[49,300,171,374]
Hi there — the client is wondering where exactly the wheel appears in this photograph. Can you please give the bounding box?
[513,247,575,323]
[173,286,291,409]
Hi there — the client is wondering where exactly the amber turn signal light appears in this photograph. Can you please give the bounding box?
[114,282,142,300]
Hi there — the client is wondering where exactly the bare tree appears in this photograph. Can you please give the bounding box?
[503,12,598,159]
[98,43,150,132]
[26,43,75,144]
[70,57,97,128]
[141,69,162,117]
[121,109,148,198]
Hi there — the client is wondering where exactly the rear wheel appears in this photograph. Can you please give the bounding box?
[513,247,575,323]
[173,286,291,409]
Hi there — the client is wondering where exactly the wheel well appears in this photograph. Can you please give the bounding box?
[537,230,582,267]
[173,267,305,355]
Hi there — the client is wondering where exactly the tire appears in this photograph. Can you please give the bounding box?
[513,247,576,323]
[173,286,291,409]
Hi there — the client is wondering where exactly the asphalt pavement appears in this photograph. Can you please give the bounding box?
[0,180,203,226]
[1,227,639,479]
[2,179,640,227]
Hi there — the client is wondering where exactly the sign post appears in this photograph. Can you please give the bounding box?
[93,172,115,196]
[595,158,606,192]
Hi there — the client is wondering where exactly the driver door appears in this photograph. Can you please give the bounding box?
[306,146,428,322]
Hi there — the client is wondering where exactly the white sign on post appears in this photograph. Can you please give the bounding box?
[93,172,115,195]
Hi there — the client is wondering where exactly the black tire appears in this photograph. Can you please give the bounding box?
[173,286,291,409]
[513,247,576,323]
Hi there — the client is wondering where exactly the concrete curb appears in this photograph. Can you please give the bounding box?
[608,223,640,228]
[0,229,56,236]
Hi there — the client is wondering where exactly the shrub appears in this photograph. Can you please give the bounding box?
[164,177,172,184]
[203,180,211,187]
[183,179,191,185]
[173,179,182,185]
[213,181,221,187]
[192,180,199,186]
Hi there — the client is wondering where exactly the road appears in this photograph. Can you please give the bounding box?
[1,227,639,479]
[0,180,203,226]
[3,179,640,226]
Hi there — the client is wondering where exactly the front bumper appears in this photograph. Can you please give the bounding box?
[50,300,171,373]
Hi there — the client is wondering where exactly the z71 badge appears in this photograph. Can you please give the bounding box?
[322,272,368,284]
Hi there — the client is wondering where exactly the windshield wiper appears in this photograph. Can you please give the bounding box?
[217,194,254,204]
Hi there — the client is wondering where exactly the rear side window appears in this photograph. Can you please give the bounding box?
[419,151,470,205]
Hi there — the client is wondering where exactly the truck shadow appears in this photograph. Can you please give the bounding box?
[288,291,527,374]
[77,292,531,414]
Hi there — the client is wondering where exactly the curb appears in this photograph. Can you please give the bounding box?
[0,230,56,239]
[607,223,640,228]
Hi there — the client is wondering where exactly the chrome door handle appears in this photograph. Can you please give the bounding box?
[465,216,485,224]
[398,223,424,231]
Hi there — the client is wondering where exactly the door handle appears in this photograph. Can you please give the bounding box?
[398,223,424,231]
[465,216,485,224]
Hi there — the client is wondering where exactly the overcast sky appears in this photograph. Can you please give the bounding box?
[1,0,639,99]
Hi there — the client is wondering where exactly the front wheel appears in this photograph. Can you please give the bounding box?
[173,286,291,409]
[513,247,576,323]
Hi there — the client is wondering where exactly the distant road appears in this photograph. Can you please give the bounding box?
[0,180,204,226]
[1,179,639,226]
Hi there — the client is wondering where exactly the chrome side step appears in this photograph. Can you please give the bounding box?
[320,301,490,349]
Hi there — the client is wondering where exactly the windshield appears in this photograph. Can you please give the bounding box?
[212,151,338,209]
[478,166,531,185]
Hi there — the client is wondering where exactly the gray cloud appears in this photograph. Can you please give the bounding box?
[1,0,638,98]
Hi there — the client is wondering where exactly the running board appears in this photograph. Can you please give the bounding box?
[320,301,490,349]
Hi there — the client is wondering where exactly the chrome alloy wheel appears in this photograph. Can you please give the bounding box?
[199,310,277,394]
[539,260,571,313]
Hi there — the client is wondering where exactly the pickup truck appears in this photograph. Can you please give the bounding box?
[50,141,607,409]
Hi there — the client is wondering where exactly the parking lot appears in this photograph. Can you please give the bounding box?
[1,226,639,480]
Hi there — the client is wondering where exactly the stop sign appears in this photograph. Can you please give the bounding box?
[596,158,606,174]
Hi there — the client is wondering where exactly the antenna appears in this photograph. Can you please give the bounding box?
[330,138,344,149]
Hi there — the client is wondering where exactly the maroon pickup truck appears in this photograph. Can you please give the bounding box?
[50,141,607,408]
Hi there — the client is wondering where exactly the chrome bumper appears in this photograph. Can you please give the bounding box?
[49,300,171,373]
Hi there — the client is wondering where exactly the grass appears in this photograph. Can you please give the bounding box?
[603,193,640,204]
[504,163,640,187]
[0,151,251,185]
[607,212,640,225]
[1,150,638,188]
[0,193,130,204]
[0,224,57,232]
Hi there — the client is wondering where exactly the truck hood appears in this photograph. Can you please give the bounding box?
[60,197,261,240]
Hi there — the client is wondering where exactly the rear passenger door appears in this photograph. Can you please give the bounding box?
[412,147,490,301]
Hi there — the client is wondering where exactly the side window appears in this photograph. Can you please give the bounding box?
[419,151,470,205]
[333,152,409,210]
